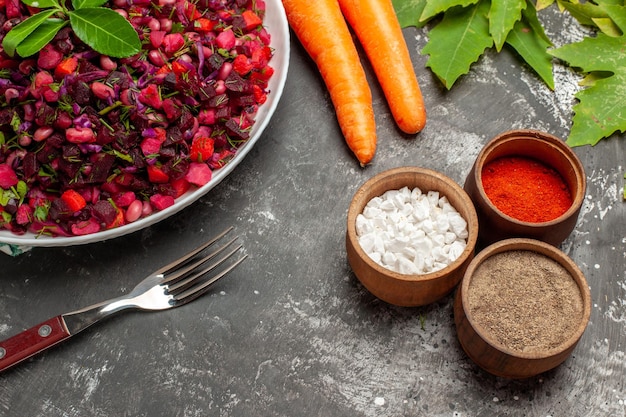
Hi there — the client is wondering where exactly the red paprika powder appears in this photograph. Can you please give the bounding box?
[481,156,572,223]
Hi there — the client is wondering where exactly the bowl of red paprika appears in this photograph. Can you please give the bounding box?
[464,129,586,247]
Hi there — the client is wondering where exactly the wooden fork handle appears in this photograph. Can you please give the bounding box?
[0,316,71,372]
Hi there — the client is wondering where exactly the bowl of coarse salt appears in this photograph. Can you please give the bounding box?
[454,238,591,379]
[346,167,479,307]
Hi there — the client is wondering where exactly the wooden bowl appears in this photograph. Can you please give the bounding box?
[454,238,591,379]
[346,167,479,307]
[464,129,586,247]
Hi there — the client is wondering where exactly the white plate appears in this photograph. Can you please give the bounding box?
[0,0,290,247]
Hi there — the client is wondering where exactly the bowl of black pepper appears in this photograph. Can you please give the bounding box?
[453,238,592,379]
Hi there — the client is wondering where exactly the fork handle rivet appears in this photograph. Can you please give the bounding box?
[38,325,52,337]
[0,347,5,359]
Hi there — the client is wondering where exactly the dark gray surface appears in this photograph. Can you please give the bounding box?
[1,8,625,417]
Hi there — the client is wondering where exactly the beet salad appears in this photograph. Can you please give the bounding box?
[0,0,275,237]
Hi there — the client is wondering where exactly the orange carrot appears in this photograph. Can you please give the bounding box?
[338,0,426,134]
[282,0,377,166]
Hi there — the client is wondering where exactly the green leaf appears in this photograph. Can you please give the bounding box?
[1,10,56,57]
[505,3,554,89]
[592,17,622,36]
[71,0,109,9]
[559,1,611,27]
[567,72,626,146]
[549,5,626,146]
[550,32,626,73]
[420,0,479,22]
[15,18,68,57]
[421,1,493,89]
[68,8,141,58]
[392,0,429,28]
[489,0,526,51]
[535,0,555,11]
[21,0,59,8]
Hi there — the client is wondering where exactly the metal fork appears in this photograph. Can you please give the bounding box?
[0,226,247,373]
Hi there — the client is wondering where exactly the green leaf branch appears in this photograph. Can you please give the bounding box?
[2,0,141,58]
[392,0,626,147]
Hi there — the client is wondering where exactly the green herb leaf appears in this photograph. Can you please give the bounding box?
[421,0,493,89]
[505,3,554,90]
[72,0,109,9]
[591,17,622,37]
[2,10,56,57]
[489,0,526,51]
[535,0,554,11]
[567,72,626,146]
[392,0,429,28]
[559,0,610,27]
[21,0,60,8]
[68,8,141,58]
[549,5,626,146]
[420,0,479,22]
[16,18,68,57]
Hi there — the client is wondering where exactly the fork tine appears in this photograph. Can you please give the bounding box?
[161,236,239,285]
[169,249,247,304]
[155,226,234,276]
[168,240,243,293]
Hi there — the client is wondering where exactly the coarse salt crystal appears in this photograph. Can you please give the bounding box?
[356,186,468,275]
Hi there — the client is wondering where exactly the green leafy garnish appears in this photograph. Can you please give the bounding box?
[407,0,554,90]
[420,1,493,90]
[2,0,141,58]
[549,3,626,146]
[393,0,626,147]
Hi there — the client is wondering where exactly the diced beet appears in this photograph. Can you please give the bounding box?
[216,29,235,50]
[149,194,175,211]
[185,162,212,186]
[206,53,225,72]
[214,105,231,120]
[170,177,190,197]
[140,137,164,156]
[162,33,185,55]
[53,111,73,130]
[96,125,117,145]
[224,71,248,93]
[71,218,101,235]
[138,84,162,109]
[87,153,116,183]
[114,191,136,207]
[162,98,182,121]
[48,198,72,221]
[225,117,250,140]
[58,157,82,179]
[37,44,64,70]
[114,172,135,187]
[22,153,39,178]
[5,0,22,19]
[0,109,14,125]
[15,204,33,225]
[92,200,118,225]
[35,103,56,127]
[159,146,176,160]
[105,71,131,89]
[150,30,166,48]
[73,81,92,105]
[0,164,19,188]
